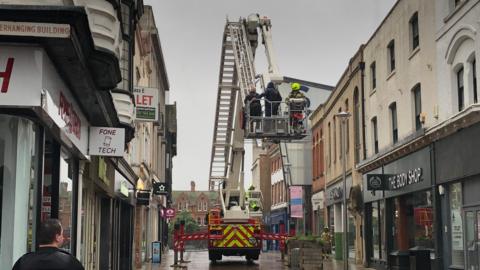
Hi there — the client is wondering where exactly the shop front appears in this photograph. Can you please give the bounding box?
[326,175,353,261]
[0,45,89,267]
[363,147,435,270]
[435,122,480,270]
[311,191,325,235]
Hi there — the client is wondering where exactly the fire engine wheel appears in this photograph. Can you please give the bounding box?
[208,251,222,262]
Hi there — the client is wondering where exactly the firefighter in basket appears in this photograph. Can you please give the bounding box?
[285,82,306,134]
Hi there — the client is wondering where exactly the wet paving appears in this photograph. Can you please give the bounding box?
[146,249,288,270]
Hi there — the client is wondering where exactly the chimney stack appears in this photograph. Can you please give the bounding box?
[190,181,196,192]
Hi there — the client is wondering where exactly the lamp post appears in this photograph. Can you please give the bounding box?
[336,111,351,270]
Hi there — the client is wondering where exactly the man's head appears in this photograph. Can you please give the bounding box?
[38,219,64,247]
[249,84,256,93]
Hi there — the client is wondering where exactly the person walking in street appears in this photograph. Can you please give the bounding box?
[263,81,282,116]
[12,219,84,270]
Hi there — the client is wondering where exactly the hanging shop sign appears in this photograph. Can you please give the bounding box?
[366,174,390,190]
[88,127,125,157]
[290,186,303,218]
[366,169,423,191]
[136,191,150,206]
[164,208,176,219]
[134,86,159,122]
[311,191,324,210]
[0,21,70,38]
[153,182,168,195]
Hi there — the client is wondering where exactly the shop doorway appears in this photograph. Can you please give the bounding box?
[464,207,480,270]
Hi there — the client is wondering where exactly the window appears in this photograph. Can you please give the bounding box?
[0,116,39,266]
[372,117,378,154]
[354,89,361,162]
[458,67,465,111]
[387,40,396,73]
[120,2,131,37]
[449,183,464,267]
[473,58,477,103]
[413,84,422,130]
[198,201,202,211]
[390,103,398,144]
[370,62,376,89]
[328,122,331,166]
[391,192,434,251]
[338,108,342,160]
[333,117,337,163]
[204,201,207,211]
[319,129,324,175]
[345,99,349,153]
[197,217,201,225]
[410,12,419,50]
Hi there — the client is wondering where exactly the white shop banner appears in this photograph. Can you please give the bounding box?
[134,86,159,122]
[0,46,89,156]
[42,51,89,156]
[0,46,43,106]
[89,127,125,157]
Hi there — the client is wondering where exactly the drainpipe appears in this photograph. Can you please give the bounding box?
[359,61,367,160]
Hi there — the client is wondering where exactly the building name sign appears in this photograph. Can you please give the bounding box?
[0,21,70,38]
[329,186,343,201]
[388,168,423,190]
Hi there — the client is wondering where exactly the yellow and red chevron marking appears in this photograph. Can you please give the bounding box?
[215,224,256,248]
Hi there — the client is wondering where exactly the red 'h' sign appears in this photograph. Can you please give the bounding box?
[0,58,14,93]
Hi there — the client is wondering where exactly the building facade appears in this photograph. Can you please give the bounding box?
[0,2,175,270]
[434,0,480,269]
[358,0,438,269]
[312,48,365,264]
[171,181,220,227]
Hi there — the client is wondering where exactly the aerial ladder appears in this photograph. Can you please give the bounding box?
[174,14,309,263]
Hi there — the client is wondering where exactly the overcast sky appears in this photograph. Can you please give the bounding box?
[144,0,396,191]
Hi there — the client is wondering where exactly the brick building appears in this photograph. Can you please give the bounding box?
[171,181,220,227]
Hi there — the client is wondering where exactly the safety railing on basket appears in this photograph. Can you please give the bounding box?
[244,99,308,139]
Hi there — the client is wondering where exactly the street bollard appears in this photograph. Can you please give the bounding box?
[180,220,185,262]
[279,220,285,260]
[173,223,179,266]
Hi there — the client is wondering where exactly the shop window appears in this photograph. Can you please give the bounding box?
[348,213,356,259]
[392,191,434,252]
[449,183,464,267]
[0,116,39,266]
[58,152,75,253]
[372,203,380,259]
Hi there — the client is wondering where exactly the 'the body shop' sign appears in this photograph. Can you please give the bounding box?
[134,87,159,122]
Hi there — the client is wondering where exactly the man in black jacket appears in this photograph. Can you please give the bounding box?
[13,219,84,270]
[263,82,282,117]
